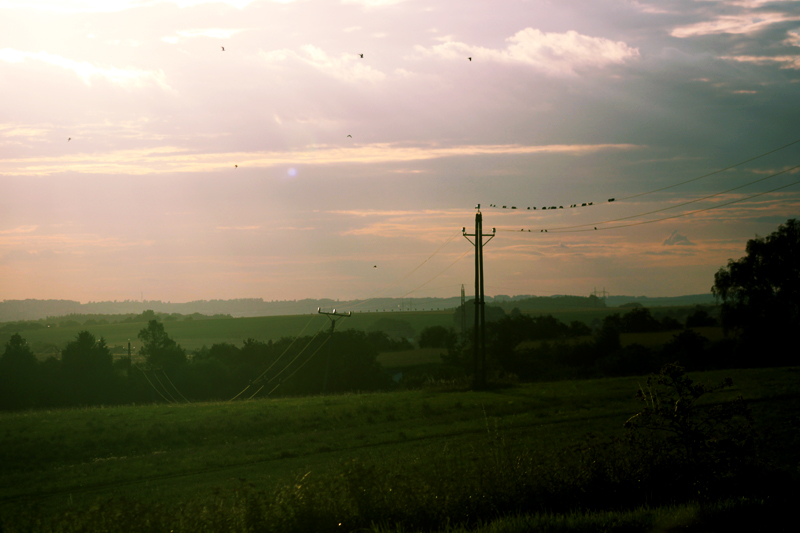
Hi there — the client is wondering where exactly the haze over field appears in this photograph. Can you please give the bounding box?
[1,0,799,304]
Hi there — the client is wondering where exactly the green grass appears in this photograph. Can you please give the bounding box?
[1,366,797,527]
[377,498,790,532]
[7,311,458,356]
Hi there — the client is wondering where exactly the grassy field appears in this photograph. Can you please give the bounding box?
[1,366,797,531]
[4,304,712,358]
[514,327,726,353]
[6,311,456,356]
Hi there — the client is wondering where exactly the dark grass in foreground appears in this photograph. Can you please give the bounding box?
[1,366,798,532]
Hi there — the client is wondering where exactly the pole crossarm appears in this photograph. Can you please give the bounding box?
[317,308,352,317]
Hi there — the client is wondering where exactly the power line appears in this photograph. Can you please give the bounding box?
[485,137,800,213]
[498,164,800,233]
[396,249,472,298]
[620,137,800,200]
[228,314,321,402]
[135,364,173,403]
[154,371,179,403]
[266,336,331,397]
[258,320,331,387]
[546,177,800,233]
[349,230,461,310]
[162,370,190,403]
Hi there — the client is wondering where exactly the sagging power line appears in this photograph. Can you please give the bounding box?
[485,137,800,216]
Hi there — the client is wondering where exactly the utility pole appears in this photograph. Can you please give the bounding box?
[463,205,495,389]
[317,307,351,395]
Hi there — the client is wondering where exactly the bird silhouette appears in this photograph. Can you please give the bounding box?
[67,137,71,141]
[373,265,377,268]
[221,46,225,51]
[235,164,238,168]
[359,54,363,58]
[468,57,472,61]
[347,135,352,138]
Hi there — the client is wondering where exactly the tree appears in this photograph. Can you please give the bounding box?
[418,326,458,349]
[0,333,39,409]
[712,219,800,360]
[61,331,112,375]
[60,330,115,405]
[138,319,187,369]
[621,307,661,333]
[366,318,416,342]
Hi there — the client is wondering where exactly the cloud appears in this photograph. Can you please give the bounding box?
[671,12,800,38]
[415,27,640,75]
[0,0,266,13]
[0,142,640,176]
[663,230,695,246]
[721,54,800,69]
[0,124,50,138]
[176,28,244,39]
[341,0,408,6]
[0,48,171,89]
[260,45,386,83]
[0,225,38,235]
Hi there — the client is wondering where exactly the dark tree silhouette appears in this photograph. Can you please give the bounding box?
[138,319,187,369]
[0,333,39,409]
[712,219,800,361]
[418,326,458,349]
[61,330,114,405]
[61,331,112,374]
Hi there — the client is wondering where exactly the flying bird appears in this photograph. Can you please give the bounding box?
[359,54,363,58]
[235,164,238,168]
[373,265,377,268]
[221,46,225,51]
[67,137,71,141]
[468,57,472,61]
[347,135,352,138]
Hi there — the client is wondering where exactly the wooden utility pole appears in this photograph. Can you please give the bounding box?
[463,205,495,388]
[317,307,351,394]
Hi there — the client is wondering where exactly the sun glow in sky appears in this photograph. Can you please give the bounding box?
[2,0,800,304]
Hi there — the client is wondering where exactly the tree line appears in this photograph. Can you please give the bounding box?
[408,219,800,385]
[1,219,797,410]
[0,320,395,411]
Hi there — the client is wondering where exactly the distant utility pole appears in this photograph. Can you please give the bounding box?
[317,307,352,395]
[592,287,609,306]
[463,205,495,389]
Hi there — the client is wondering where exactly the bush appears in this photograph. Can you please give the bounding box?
[620,363,758,498]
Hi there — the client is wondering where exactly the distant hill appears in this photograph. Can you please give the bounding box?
[1,293,716,323]
[605,294,716,308]
[0,297,463,323]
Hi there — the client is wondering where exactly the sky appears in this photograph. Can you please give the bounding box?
[1,0,799,305]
